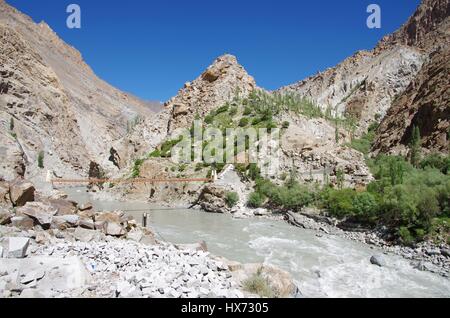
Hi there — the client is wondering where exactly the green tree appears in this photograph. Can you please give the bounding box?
[37,151,45,169]
[409,125,421,167]
[9,117,14,131]
[336,169,345,189]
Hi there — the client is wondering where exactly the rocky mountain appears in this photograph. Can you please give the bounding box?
[0,0,156,182]
[279,0,449,149]
[164,54,257,133]
[373,45,449,155]
[373,0,450,154]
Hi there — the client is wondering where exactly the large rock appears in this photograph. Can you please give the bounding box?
[0,209,13,225]
[51,215,80,230]
[73,227,96,242]
[17,202,57,227]
[198,185,229,214]
[11,216,34,230]
[370,255,386,267]
[232,263,297,298]
[0,256,91,297]
[105,222,126,237]
[95,211,128,237]
[9,180,35,207]
[45,199,78,216]
[0,181,11,206]
[79,203,93,212]
[7,237,30,258]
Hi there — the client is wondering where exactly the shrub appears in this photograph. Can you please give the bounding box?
[398,227,414,246]
[37,151,45,169]
[243,270,274,298]
[243,106,253,116]
[226,192,239,208]
[248,163,261,181]
[420,153,449,174]
[239,117,249,127]
[282,121,290,129]
[132,159,144,178]
[251,117,262,126]
[229,107,238,117]
[148,149,161,158]
[321,188,355,217]
[248,192,265,208]
[9,117,14,131]
[160,136,183,157]
[352,192,379,219]
[216,105,229,114]
[271,184,315,210]
[349,122,378,155]
[205,114,214,124]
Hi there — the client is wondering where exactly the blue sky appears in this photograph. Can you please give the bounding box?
[7,0,420,102]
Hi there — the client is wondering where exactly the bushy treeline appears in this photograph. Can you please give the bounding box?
[248,154,450,244]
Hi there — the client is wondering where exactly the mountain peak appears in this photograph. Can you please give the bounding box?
[379,0,450,49]
[165,54,256,132]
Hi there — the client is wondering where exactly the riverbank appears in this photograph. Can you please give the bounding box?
[0,181,300,299]
[282,210,450,278]
[51,186,450,297]
[85,186,450,279]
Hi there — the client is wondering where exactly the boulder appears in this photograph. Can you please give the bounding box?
[51,215,80,230]
[9,180,35,207]
[47,199,78,216]
[202,67,221,83]
[172,103,189,118]
[17,202,57,227]
[105,222,126,237]
[0,181,10,206]
[95,211,126,224]
[0,256,91,296]
[11,216,35,230]
[233,263,297,298]
[0,246,3,258]
[253,208,269,216]
[79,218,95,230]
[73,227,96,242]
[7,237,30,258]
[198,185,229,214]
[126,228,144,242]
[35,231,52,245]
[0,209,13,225]
[78,209,95,219]
[79,203,93,212]
[370,255,386,267]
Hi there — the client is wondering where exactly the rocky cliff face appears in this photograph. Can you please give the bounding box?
[278,47,426,135]
[0,0,156,182]
[279,0,449,144]
[165,54,257,133]
[378,0,449,49]
[373,46,449,155]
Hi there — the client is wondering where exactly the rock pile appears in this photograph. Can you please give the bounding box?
[0,180,298,298]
